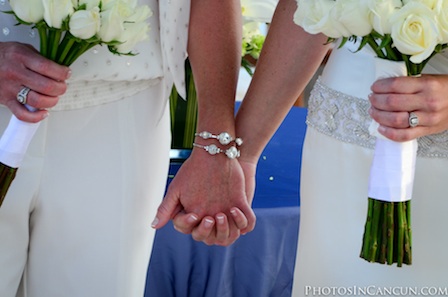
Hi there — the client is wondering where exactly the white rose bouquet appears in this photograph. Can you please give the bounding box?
[294,0,448,267]
[0,0,152,207]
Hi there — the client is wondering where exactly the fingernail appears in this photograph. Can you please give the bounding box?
[67,69,72,79]
[378,125,386,134]
[42,111,49,119]
[204,218,214,228]
[151,217,159,228]
[216,215,225,224]
[230,208,237,217]
[368,108,373,115]
[187,214,198,223]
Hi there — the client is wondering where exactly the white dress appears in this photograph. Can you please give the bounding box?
[0,1,190,297]
[292,42,448,296]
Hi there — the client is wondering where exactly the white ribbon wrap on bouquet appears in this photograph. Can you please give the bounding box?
[0,106,40,168]
[368,58,418,202]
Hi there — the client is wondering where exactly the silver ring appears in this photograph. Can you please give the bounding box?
[16,87,31,105]
[409,112,419,128]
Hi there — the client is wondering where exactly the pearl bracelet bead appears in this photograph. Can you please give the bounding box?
[192,143,240,159]
[195,131,243,146]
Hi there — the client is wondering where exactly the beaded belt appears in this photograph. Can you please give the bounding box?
[306,78,448,158]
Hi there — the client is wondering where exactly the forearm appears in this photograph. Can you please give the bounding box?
[235,0,330,164]
[188,0,241,135]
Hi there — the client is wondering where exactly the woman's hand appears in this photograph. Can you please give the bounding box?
[0,42,71,122]
[152,150,256,246]
[369,74,448,141]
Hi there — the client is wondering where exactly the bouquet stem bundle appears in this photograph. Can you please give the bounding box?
[357,36,446,267]
[360,198,412,267]
[37,25,96,66]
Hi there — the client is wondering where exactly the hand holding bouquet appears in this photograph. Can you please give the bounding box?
[294,0,448,266]
[0,0,152,207]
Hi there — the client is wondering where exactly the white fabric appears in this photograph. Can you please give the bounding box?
[0,84,170,297]
[0,117,40,168]
[293,44,448,296]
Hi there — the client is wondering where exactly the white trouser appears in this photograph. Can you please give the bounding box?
[0,82,170,297]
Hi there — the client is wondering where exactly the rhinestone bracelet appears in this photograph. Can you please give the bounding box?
[192,143,240,159]
[195,131,243,146]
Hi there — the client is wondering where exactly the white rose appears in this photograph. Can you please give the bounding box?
[434,0,448,43]
[42,0,75,29]
[114,5,152,54]
[9,0,44,23]
[294,0,343,38]
[331,0,373,37]
[78,0,102,10]
[366,0,402,35]
[98,5,125,42]
[115,21,149,54]
[69,7,101,39]
[390,2,441,63]
[402,0,440,10]
[98,0,138,42]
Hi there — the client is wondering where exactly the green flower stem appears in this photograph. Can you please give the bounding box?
[361,198,374,259]
[407,200,412,248]
[396,202,405,267]
[56,34,76,65]
[183,65,198,148]
[48,29,62,61]
[62,41,93,66]
[369,200,382,260]
[241,58,254,76]
[69,43,96,65]
[169,87,179,132]
[0,164,17,207]
[403,201,412,265]
[387,203,395,265]
[365,36,386,59]
[379,203,388,264]
[36,24,48,57]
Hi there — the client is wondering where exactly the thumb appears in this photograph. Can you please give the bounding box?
[151,189,182,229]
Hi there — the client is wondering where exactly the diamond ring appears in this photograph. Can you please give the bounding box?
[16,87,31,105]
[408,112,419,128]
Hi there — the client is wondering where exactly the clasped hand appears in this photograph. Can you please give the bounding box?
[152,150,256,246]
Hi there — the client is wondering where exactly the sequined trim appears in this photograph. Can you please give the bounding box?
[307,78,448,158]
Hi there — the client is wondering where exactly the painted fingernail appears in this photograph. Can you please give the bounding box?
[187,214,198,223]
[151,217,159,228]
[216,215,225,224]
[204,218,214,228]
